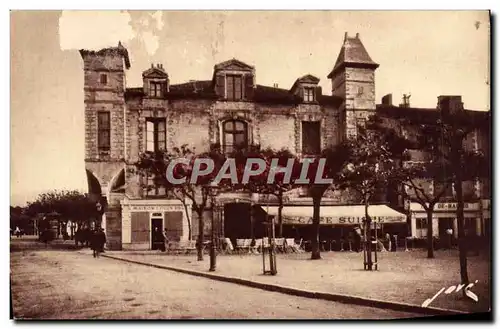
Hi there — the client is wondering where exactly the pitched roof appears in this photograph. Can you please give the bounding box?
[142,66,169,78]
[290,74,320,92]
[327,33,379,78]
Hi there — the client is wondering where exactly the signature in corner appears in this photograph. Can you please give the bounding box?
[422,280,479,308]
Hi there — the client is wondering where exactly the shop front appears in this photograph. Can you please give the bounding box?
[263,204,407,250]
[410,202,481,240]
[120,199,192,250]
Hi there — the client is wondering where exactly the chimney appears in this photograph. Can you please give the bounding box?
[438,95,464,114]
[151,63,154,68]
[273,83,279,88]
[356,33,360,39]
[344,32,348,42]
[399,93,411,108]
[382,94,393,106]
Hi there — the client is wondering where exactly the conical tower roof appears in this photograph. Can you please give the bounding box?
[327,33,379,78]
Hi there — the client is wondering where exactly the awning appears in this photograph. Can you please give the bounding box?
[262,205,407,225]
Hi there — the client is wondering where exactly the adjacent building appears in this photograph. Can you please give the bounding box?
[80,33,490,251]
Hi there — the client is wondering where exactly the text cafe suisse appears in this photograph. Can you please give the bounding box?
[282,216,405,226]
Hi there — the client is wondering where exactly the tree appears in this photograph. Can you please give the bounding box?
[368,108,489,288]
[135,144,227,261]
[26,190,97,227]
[302,144,351,260]
[339,126,397,270]
[231,143,350,260]
[230,145,301,238]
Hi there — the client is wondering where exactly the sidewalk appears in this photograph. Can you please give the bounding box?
[99,249,490,314]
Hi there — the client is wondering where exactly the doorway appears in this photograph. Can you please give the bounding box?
[151,217,164,250]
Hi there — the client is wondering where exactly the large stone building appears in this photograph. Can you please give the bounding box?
[80,33,490,251]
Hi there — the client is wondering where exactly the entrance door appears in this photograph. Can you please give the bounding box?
[151,217,163,250]
[438,218,453,237]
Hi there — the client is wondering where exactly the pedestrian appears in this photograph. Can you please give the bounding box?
[153,227,165,252]
[97,228,106,254]
[14,226,21,238]
[163,229,169,252]
[445,228,453,249]
[353,226,362,252]
[385,232,391,251]
[90,229,98,258]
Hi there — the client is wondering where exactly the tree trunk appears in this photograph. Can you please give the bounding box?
[197,210,204,261]
[277,195,284,238]
[426,208,434,259]
[310,195,322,260]
[364,198,373,270]
[455,169,469,294]
[181,201,192,241]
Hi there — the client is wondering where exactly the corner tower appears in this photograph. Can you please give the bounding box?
[80,42,130,250]
[328,32,379,139]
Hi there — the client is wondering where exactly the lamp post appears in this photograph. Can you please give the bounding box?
[208,182,219,272]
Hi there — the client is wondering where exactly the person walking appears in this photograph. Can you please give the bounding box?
[353,226,362,253]
[163,229,169,252]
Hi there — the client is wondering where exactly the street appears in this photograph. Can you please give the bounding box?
[10,249,420,319]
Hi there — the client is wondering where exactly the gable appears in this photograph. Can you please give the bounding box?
[297,74,320,84]
[214,59,254,72]
[142,67,168,78]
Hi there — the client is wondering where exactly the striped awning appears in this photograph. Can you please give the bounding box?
[262,205,406,225]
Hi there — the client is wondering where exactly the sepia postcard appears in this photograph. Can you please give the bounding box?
[9,10,492,321]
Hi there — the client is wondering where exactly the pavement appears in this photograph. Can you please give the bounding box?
[10,250,420,320]
[95,248,491,315]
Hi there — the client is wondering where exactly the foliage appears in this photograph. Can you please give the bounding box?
[134,143,227,260]
[26,190,98,225]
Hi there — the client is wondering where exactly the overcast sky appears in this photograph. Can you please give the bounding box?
[10,10,490,206]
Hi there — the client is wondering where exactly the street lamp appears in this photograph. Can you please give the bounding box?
[208,182,219,272]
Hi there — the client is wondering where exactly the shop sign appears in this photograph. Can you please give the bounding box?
[436,203,478,211]
[282,216,405,225]
[130,205,183,212]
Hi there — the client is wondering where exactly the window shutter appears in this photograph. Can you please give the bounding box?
[299,87,305,102]
[245,75,254,100]
[215,74,225,98]
[315,86,322,102]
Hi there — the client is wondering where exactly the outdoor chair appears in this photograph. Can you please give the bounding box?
[220,237,234,254]
[185,240,197,254]
[243,239,253,254]
[250,239,262,254]
[284,238,295,253]
[275,238,285,253]
[235,239,246,254]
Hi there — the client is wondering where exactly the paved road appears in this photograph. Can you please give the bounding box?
[10,250,421,319]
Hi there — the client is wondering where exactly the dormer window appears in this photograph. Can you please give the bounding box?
[149,81,164,98]
[226,75,243,100]
[303,87,315,102]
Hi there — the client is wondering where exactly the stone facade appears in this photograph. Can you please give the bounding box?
[80,33,490,250]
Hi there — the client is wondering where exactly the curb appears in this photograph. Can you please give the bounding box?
[100,253,466,316]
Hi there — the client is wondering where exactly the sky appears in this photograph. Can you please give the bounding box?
[10,10,490,206]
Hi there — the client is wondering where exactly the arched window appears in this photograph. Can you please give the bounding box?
[222,120,248,153]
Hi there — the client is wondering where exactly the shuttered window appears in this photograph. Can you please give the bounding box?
[302,121,321,155]
[97,111,111,152]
